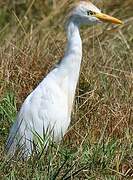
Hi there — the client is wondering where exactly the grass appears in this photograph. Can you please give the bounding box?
[0,0,133,179]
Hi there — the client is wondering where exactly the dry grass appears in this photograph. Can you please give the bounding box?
[0,0,133,179]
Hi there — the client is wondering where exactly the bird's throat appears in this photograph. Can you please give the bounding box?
[66,21,82,57]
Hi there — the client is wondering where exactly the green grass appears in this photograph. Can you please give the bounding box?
[0,0,133,179]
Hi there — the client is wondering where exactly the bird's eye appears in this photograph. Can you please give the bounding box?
[87,10,95,16]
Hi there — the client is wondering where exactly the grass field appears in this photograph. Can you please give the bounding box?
[0,0,133,179]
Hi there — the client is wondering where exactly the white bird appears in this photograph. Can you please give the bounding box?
[6,1,123,157]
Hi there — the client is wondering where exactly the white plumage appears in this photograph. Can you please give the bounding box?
[6,1,122,157]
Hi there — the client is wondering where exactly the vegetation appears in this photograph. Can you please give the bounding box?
[0,0,133,179]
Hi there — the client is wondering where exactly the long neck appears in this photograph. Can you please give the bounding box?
[61,20,82,83]
[57,20,82,114]
[65,21,82,58]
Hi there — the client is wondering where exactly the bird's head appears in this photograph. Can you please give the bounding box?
[68,1,123,26]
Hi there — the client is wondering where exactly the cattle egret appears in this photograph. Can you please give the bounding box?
[6,1,123,157]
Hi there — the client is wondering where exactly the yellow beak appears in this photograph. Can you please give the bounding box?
[95,13,123,25]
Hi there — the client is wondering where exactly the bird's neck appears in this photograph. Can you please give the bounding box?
[61,20,82,81]
[65,20,82,61]
[59,20,82,113]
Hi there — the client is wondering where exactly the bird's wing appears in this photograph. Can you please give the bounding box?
[6,68,69,154]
